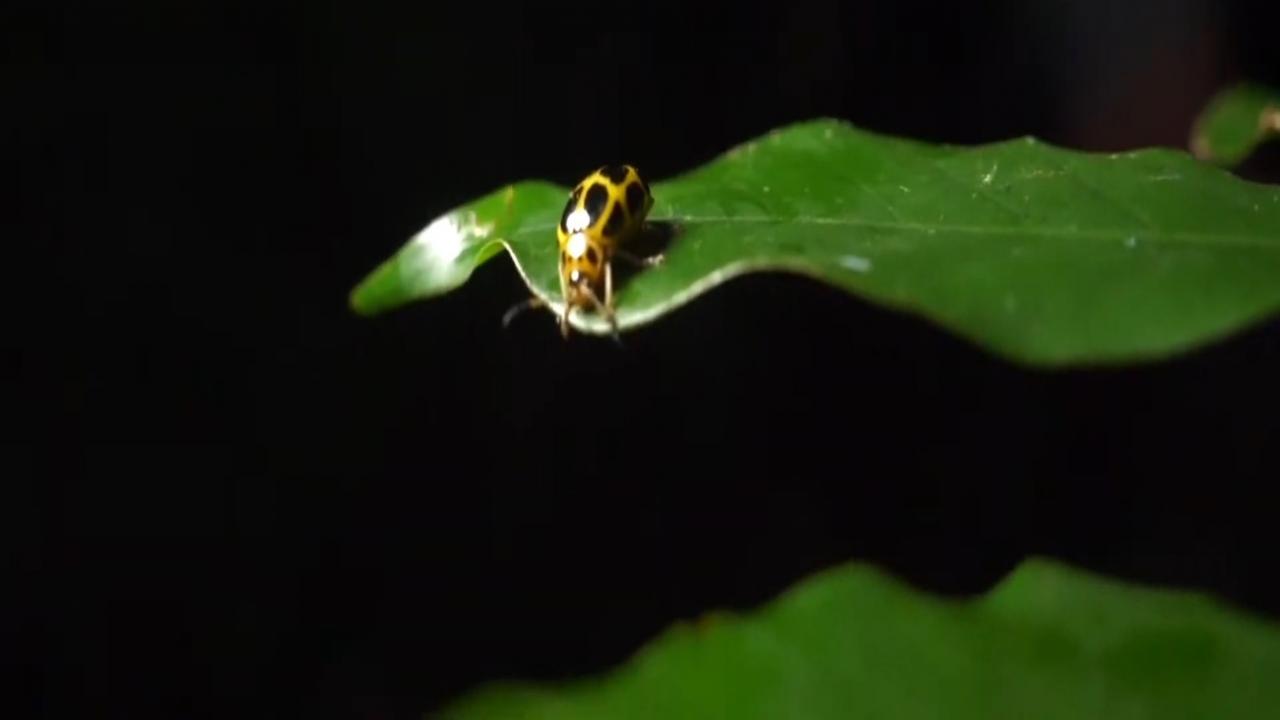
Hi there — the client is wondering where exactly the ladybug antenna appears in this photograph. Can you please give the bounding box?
[502,296,545,329]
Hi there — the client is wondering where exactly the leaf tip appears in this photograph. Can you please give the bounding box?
[1262,104,1280,134]
[1190,132,1214,162]
[347,281,377,317]
[347,283,380,318]
[347,255,408,318]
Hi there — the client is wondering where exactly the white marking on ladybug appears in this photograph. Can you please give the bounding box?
[566,232,589,259]
[565,208,590,233]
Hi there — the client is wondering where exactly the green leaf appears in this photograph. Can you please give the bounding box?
[350,118,1280,367]
[435,558,1280,719]
[1191,82,1280,167]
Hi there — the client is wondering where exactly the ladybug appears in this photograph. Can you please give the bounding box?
[505,164,663,339]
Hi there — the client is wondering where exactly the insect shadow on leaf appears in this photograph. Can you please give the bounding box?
[610,218,681,289]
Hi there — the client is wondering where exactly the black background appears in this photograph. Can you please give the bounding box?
[12,1,1280,718]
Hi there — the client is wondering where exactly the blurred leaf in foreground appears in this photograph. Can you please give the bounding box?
[436,557,1280,720]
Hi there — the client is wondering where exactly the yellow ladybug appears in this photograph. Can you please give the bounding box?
[505,164,662,338]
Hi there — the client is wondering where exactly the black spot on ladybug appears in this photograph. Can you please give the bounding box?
[559,186,582,232]
[584,183,609,226]
[601,165,630,184]
[602,201,625,237]
[586,245,599,265]
[625,181,646,217]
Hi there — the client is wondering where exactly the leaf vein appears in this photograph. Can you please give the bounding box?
[929,161,1031,222]
[510,217,1277,249]
[1063,162,1160,232]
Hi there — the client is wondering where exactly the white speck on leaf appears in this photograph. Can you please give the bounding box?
[763,185,770,193]
[1022,168,1064,179]
[899,185,911,193]
[839,255,872,272]
[1124,236,1138,249]
[982,163,998,185]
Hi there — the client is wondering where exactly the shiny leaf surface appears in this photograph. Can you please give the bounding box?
[351,118,1280,366]
[435,558,1280,719]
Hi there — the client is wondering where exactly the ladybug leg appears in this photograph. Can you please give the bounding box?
[604,260,614,314]
[580,284,620,344]
[604,264,623,348]
[557,265,574,339]
[615,248,664,267]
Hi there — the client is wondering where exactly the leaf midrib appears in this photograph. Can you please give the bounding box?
[508,215,1280,249]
